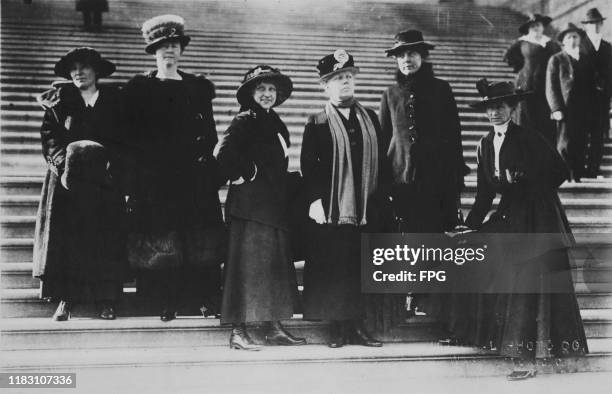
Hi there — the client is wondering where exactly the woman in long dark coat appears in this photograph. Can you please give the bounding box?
[380,30,468,320]
[464,79,587,380]
[121,15,225,321]
[504,14,560,142]
[301,50,387,348]
[217,65,305,350]
[33,47,127,321]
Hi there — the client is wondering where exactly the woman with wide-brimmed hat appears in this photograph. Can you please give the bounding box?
[504,13,561,142]
[380,30,468,321]
[217,65,305,350]
[546,23,593,182]
[300,50,389,348]
[121,15,225,322]
[463,79,587,380]
[33,47,127,321]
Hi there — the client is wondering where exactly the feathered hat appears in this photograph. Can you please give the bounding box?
[141,14,191,54]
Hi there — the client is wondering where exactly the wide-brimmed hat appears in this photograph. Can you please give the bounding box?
[470,78,532,109]
[557,23,586,42]
[236,65,293,107]
[54,47,116,80]
[518,14,552,35]
[582,8,606,24]
[61,140,110,191]
[316,49,360,81]
[142,14,191,54]
[384,30,435,57]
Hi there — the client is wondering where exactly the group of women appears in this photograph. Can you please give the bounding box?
[33,12,591,379]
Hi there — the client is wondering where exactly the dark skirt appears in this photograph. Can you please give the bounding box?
[302,222,363,321]
[34,170,128,304]
[221,218,298,324]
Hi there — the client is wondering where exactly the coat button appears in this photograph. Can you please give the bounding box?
[196,136,203,142]
[195,113,203,120]
[197,156,207,163]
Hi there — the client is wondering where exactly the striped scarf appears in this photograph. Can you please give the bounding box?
[325,101,379,226]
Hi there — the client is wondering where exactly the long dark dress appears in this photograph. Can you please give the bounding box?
[217,106,299,324]
[504,39,561,142]
[121,70,225,313]
[300,105,388,321]
[463,121,588,359]
[33,84,127,304]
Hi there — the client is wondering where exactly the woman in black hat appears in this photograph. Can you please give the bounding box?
[504,14,560,142]
[217,65,305,350]
[380,30,467,319]
[464,79,587,380]
[121,15,225,322]
[300,50,388,348]
[33,47,127,321]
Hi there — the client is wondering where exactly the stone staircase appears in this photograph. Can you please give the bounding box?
[1,0,612,375]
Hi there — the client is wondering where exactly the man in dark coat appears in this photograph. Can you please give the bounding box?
[546,23,594,182]
[121,15,225,321]
[581,8,612,177]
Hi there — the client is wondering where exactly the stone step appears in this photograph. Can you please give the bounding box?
[2,339,611,378]
[0,314,443,351]
[2,309,611,351]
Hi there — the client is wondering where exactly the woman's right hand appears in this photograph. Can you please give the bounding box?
[309,199,327,224]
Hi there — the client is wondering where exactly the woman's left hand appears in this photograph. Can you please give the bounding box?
[505,168,525,184]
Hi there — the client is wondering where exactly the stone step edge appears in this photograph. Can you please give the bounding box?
[3,339,611,373]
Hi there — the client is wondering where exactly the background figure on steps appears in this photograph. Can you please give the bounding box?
[121,15,226,322]
[465,78,587,380]
[76,0,108,32]
[33,47,128,321]
[504,14,560,143]
[300,50,388,348]
[379,30,468,322]
[217,65,305,351]
[546,23,594,183]
[581,8,612,178]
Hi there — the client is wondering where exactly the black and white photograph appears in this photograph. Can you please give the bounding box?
[0,0,611,393]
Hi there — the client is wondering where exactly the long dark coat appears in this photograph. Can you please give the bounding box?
[217,106,299,324]
[546,51,593,178]
[379,64,467,233]
[582,36,612,173]
[461,122,588,359]
[300,105,390,321]
[504,39,561,142]
[121,70,224,233]
[33,84,127,302]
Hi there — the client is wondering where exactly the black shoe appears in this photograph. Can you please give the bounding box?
[507,369,536,380]
[348,321,383,347]
[328,321,345,348]
[230,325,262,351]
[160,309,177,322]
[265,321,307,346]
[200,305,221,319]
[99,304,116,320]
[52,300,70,321]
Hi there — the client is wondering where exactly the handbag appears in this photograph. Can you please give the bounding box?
[127,231,183,271]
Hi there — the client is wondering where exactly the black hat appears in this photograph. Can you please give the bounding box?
[236,65,293,107]
[518,14,552,35]
[582,8,606,24]
[557,23,586,42]
[54,47,116,80]
[384,30,435,57]
[60,140,109,191]
[141,14,191,54]
[470,78,531,109]
[316,49,360,81]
